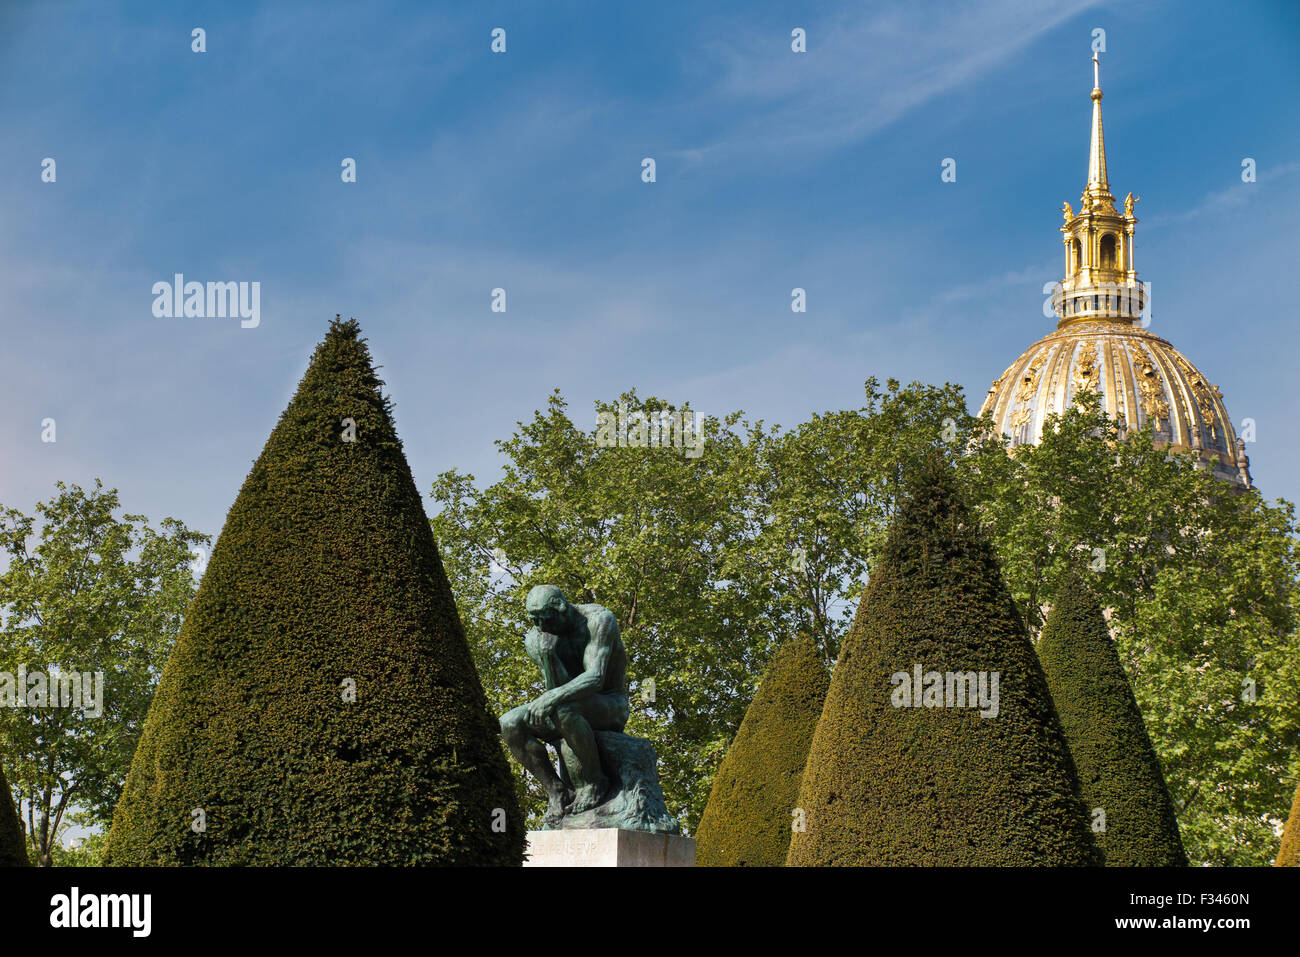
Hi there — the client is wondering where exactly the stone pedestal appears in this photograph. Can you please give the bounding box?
[525,828,696,867]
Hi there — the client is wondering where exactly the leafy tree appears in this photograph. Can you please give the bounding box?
[430,379,972,830]
[0,481,205,866]
[0,761,29,866]
[1037,574,1188,865]
[106,318,523,865]
[1277,782,1300,866]
[431,389,765,831]
[965,393,1300,865]
[734,378,975,667]
[787,457,1098,865]
[47,818,107,867]
[695,635,829,866]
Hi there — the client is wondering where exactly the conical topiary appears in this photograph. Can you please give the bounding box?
[786,457,1099,866]
[1037,574,1188,865]
[1277,781,1300,866]
[0,762,29,866]
[695,635,830,866]
[104,318,525,865]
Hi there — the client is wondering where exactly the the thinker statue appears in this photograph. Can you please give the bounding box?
[499,585,631,825]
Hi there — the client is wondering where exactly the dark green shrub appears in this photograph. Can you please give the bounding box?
[787,457,1099,865]
[0,762,29,866]
[1037,574,1188,865]
[104,318,524,865]
[1277,783,1300,866]
[695,636,829,866]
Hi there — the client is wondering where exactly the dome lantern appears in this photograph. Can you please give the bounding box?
[1054,53,1145,326]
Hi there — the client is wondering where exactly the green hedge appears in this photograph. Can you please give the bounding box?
[0,762,29,866]
[787,457,1099,865]
[104,318,524,865]
[1037,574,1188,865]
[1278,783,1300,866]
[695,636,829,866]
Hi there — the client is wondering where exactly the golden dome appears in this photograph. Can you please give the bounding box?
[981,54,1252,489]
[979,321,1250,487]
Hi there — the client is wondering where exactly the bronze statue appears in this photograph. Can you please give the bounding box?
[499,585,630,825]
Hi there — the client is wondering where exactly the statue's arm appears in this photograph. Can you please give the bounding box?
[544,611,617,707]
[524,626,565,690]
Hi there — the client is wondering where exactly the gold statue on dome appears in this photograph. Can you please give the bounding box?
[1062,201,1073,222]
[1124,192,1140,216]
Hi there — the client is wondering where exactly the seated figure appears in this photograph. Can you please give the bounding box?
[499,585,630,825]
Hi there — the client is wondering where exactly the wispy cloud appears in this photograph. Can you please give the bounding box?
[932,263,1056,305]
[671,0,1104,162]
[1145,160,1300,226]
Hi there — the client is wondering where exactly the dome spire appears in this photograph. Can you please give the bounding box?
[1083,52,1113,211]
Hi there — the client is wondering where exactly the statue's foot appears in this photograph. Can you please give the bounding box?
[541,788,572,826]
[570,778,609,814]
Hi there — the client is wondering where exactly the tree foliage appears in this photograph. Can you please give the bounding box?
[0,481,205,866]
[787,458,1098,865]
[0,761,29,866]
[105,318,523,865]
[735,379,976,667]
[1037,574,1188,865]
[695,635,829,866]
[1277,782,1300,866]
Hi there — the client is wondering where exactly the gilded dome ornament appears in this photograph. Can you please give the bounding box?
[1072,341,1100,393]
[1173,354,1222,438]
[1134,353,1170,425]
[1016,360,1043,403]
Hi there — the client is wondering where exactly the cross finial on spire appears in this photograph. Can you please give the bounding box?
[1085,51,1110,201]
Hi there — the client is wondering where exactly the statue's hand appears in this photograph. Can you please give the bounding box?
[524,692,556,727]
[525,627,559,657]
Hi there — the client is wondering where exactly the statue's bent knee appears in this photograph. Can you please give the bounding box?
[500,708,525,739]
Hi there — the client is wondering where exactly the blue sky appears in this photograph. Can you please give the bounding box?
[2,0,1298,545]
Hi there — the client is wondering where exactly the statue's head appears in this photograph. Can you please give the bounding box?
[525,584,569,633]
